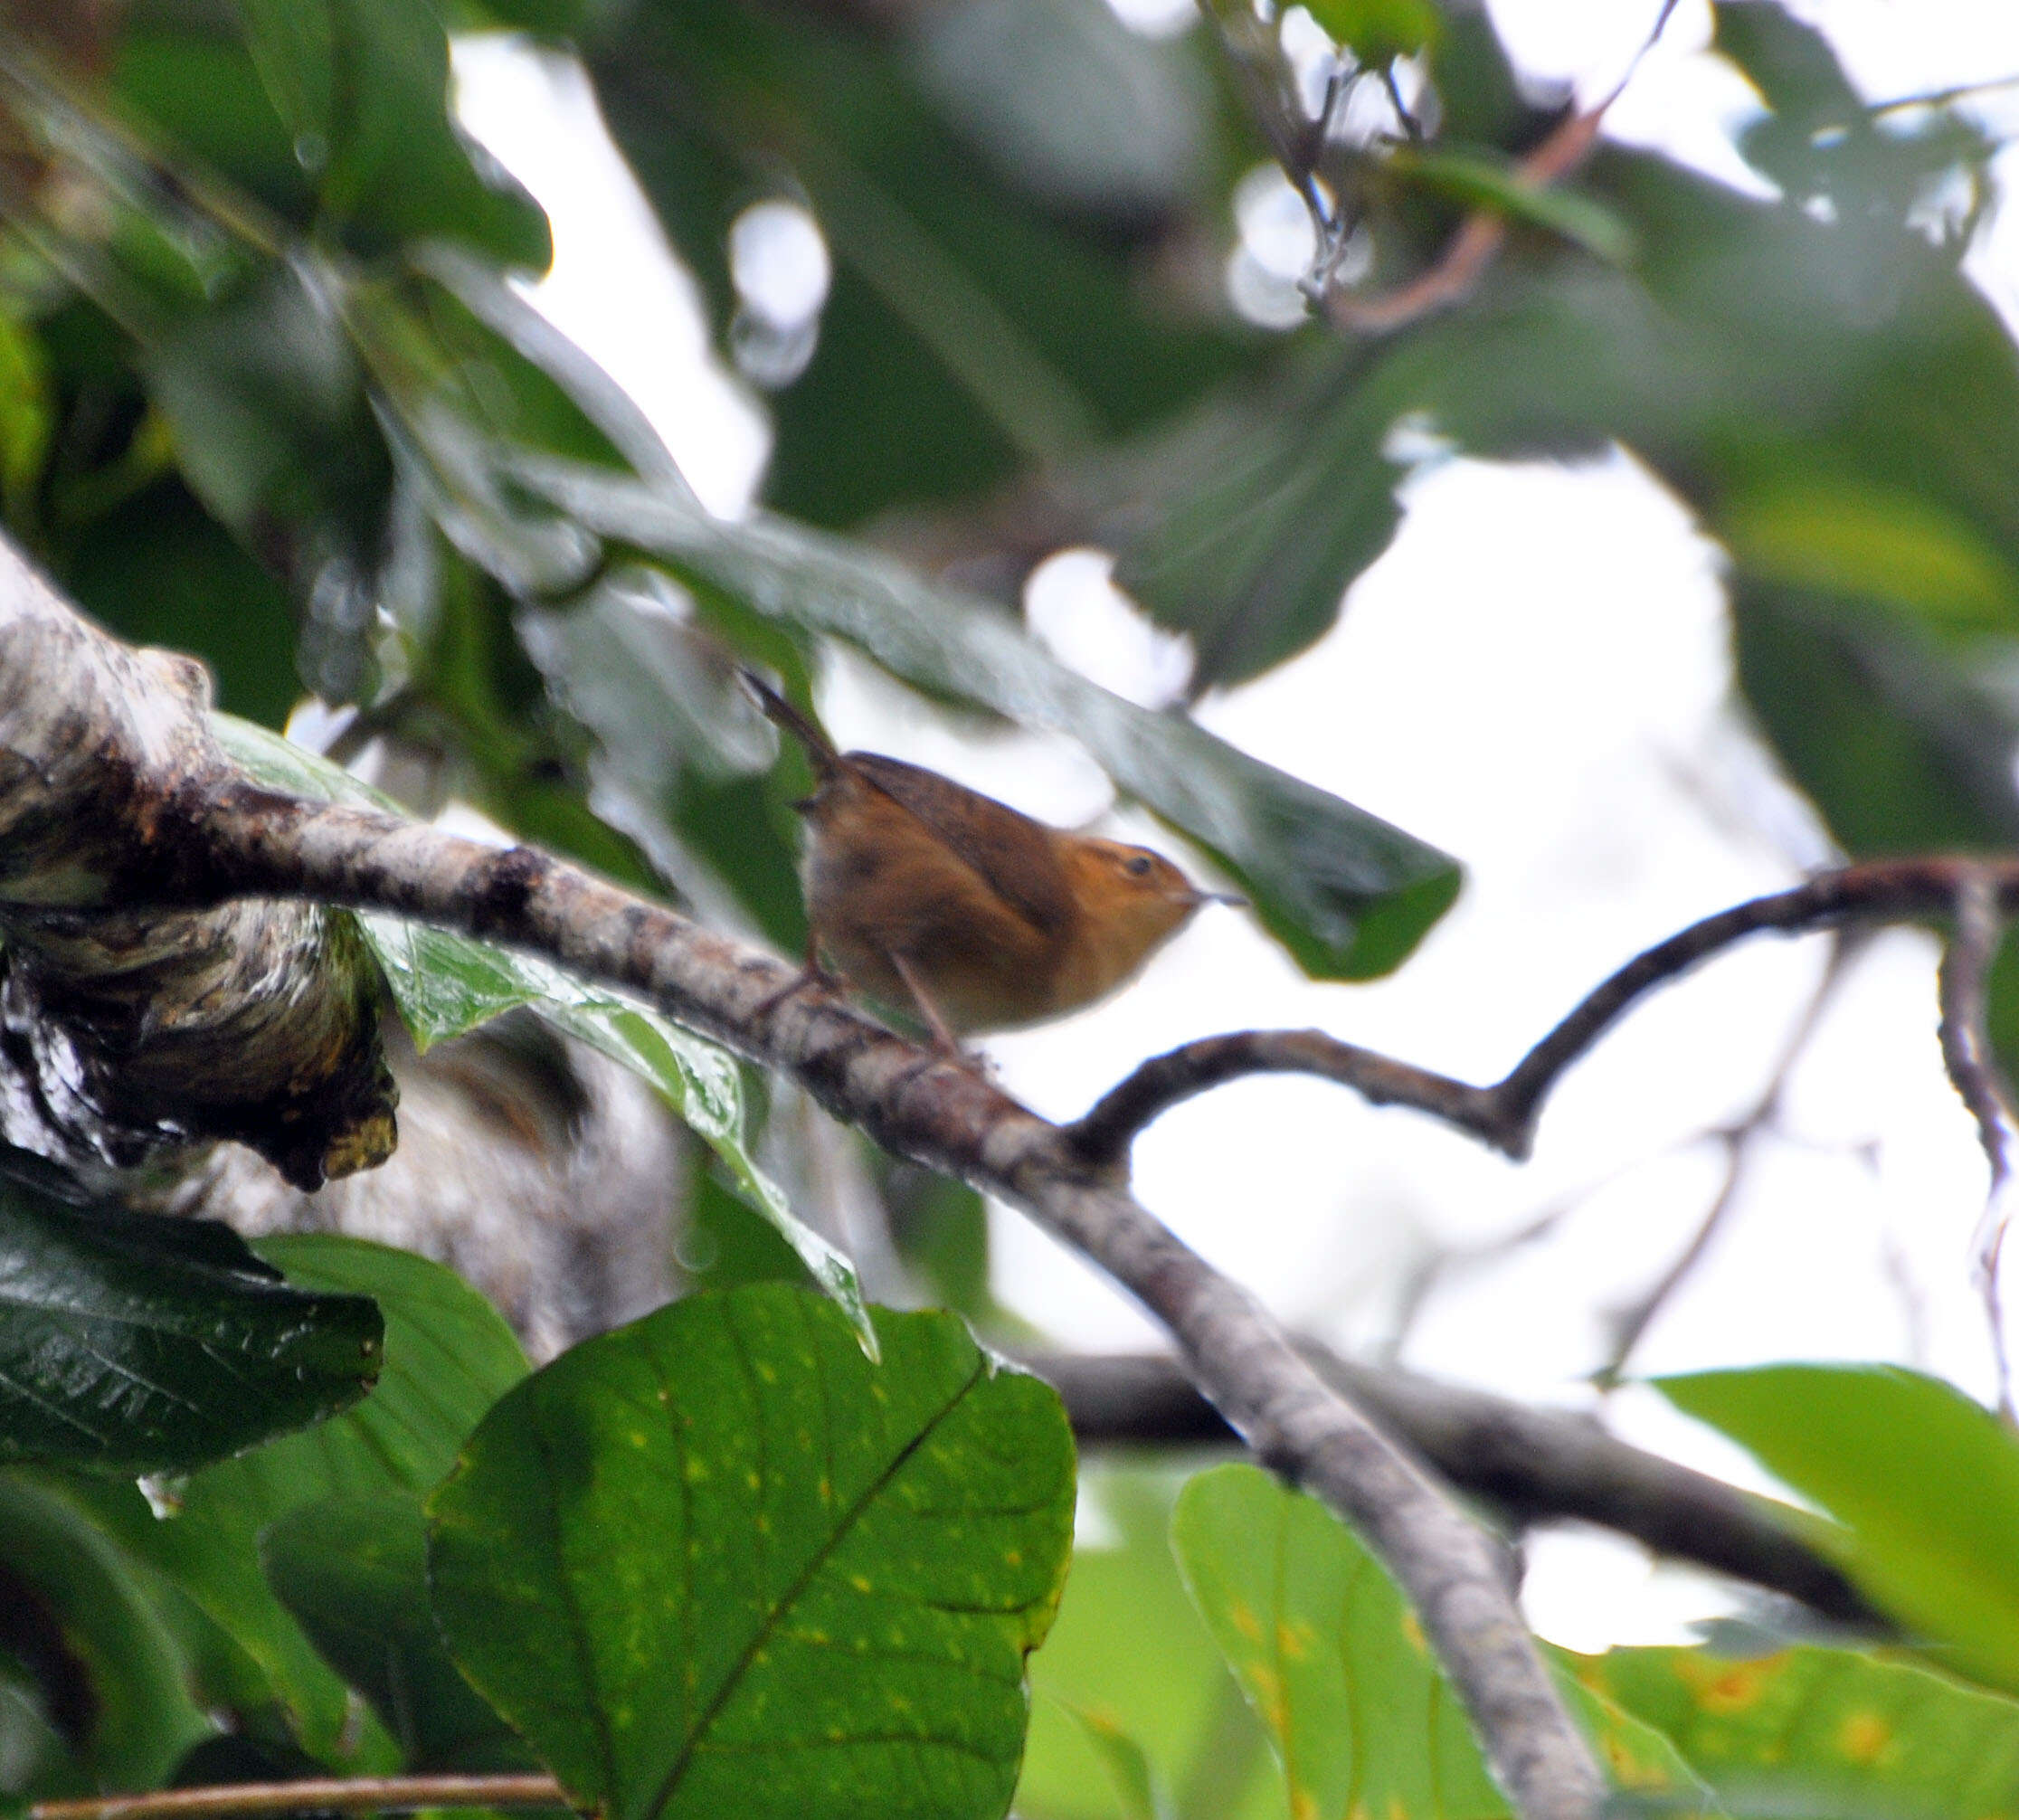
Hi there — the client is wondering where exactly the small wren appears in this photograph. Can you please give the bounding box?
[741,669,1240,1049]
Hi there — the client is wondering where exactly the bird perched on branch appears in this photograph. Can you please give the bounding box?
[740,668,1240,1050]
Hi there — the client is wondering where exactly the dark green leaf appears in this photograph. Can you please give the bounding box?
[429,1284,1077,1820]
[262,1495,530,1772]
[0,1474,211,1791]
[1657,1365,2019,1698]
[59,1237,526,1758]
[57,481,302,728]
[1171,1463,1710,1815]
[588,0,1257,528]
[519,459,1462,979]
[0,1171,381,1476]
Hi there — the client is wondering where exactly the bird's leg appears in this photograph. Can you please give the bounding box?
[752,928,845,1025]
[887,951,974,1063]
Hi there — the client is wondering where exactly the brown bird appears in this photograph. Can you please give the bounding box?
[742,669,1239,1050]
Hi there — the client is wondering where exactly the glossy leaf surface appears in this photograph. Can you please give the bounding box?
[0,1168,381,1475]
[58,1237,526,1759]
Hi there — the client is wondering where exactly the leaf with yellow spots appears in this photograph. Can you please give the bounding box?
[1659,1363,2019,1700]
[1580,1642,2019,1816]
[428,1283,1075,1820]
[1171,1465,1711,1819]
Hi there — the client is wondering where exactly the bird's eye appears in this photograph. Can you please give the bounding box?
[1124,854,1154,877]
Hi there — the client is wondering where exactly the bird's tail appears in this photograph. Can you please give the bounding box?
[737,666,839,778]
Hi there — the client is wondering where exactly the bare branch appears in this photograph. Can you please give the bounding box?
[30,1775,567,1820]
[1937,867,2019,1420]
[1069,864,2014,1169]
[1033,1348,1884,1629]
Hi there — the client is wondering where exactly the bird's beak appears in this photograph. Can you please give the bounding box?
[1191,889,1247,909]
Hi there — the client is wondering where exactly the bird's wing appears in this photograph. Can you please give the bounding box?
[848,753,1076,938]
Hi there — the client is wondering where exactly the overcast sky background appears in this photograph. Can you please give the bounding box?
[450,0,2019,1647]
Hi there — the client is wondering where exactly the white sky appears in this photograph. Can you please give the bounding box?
[451,2,2019,1648]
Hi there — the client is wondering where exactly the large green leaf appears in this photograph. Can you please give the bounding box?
[59,1237,526,1759]
[1170,1463,1710,1816]
[587,0,1256,529]
[521,460,1461,980]
[1018,1465,1286,1820]
[212,713,867,1337]
[1657,1365,2019,1699]
[429,1283,1076,1820]
[0,1166,381,1476]
[0,1474,211,1794]
[1579,1643,2019,1818]
[261,1494,530,1773]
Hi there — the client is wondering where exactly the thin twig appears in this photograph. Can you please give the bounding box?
[1067,862,2015,1171]
[30,1777,568,1820]
[1597,929,1864,1380]
[1322,0,1680,332]
[1937,867,2019,1421]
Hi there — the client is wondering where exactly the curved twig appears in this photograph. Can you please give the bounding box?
[1066,860,2015,1171]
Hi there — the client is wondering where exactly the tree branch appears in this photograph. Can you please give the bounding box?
[0,547,1607,1816]
[0,541,393,1188]
[1067,863,2013,1169]
[1032,1349,1883,1629]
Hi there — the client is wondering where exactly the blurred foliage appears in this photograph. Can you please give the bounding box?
[7,0,2019,1816]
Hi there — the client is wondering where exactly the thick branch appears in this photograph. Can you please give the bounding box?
[1067,860,2016,1169]
[0,545,393,1187]
[1034,1350,1883,1628]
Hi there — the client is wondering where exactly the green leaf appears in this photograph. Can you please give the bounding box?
[1171,1463,1709,1816]
[0,1474,212,1791]
[0,308,52,527]
[1046,1696,1168,1820]
[518,460,1462,980]
[1302,0,1439,64]
[0,1168,382,1476]
[1386,147,1636,264]
[1657,1365,2019,1699]
[429,1284,1077,1820]
[60,1237,526,1759]
[1578,1642,2019,1817]
[211,714,867,1339]
[230,0,336,153]
[1020,1466,1285,1820]
[262,1494,530,1772]
[588,0,1256,528]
